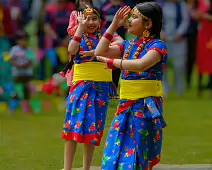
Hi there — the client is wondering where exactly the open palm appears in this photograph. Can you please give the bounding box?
[112,6,131,28]
[77,11,89,28]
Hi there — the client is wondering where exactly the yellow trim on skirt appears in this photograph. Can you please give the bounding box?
[73,62,112,82]
[120,79,163,100]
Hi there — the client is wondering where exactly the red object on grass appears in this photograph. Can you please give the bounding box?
[42,78,60,95]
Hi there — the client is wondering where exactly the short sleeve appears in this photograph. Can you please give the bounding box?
[67,11,78,36]
[148,40,168,59]
[117,40,127,56]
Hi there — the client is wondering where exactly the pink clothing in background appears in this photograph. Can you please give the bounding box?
[67,10,78,37]
[198,0,210,13]
[46,2,75,14]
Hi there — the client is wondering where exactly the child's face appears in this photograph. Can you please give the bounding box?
[84,13,101,34]
[18,38,28,48]
[127,9,151,37]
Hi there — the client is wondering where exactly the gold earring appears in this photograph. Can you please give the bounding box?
[143,30,150,38]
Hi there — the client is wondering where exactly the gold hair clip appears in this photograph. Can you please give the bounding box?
[132,7,150,20]
[83,5,100,17]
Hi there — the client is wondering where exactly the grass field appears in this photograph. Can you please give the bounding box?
[1,74,212,170]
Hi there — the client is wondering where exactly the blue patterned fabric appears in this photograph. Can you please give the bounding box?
[62,32,117,146]
[102,38,168,170]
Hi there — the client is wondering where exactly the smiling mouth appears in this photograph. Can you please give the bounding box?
[88,26,95,29]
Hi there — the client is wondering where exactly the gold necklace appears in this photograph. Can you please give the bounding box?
[83,30,102,51]
[123,36,154,60]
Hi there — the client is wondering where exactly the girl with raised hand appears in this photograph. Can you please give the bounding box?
[95,2,168,170]
[62,5,122,170]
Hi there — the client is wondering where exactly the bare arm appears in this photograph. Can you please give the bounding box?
[95,23,122,57]
[97,50,163,72]
[68,26,84,54]
[68,12,90,55]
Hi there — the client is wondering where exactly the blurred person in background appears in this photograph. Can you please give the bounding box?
[193,0,212,97]
[0,2,14,53]
[161,0,189,97]
[10,32,36,113]
[93,0,106,8]
[6,0,24,46]
[44,0,75,73]
[35,0,48,80]
[2,0,33,25]
[186,0,199,89]
[18,0,33,25]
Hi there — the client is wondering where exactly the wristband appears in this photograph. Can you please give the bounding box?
[107,59,117,70]
[72,36,82,43]
[103,32,113,42]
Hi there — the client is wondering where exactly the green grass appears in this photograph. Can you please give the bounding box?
[1,74,212,169]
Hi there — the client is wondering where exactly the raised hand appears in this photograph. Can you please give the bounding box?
[112,6,131,29]
[76,11,90,29]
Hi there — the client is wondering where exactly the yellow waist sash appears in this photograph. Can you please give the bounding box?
[120,79,163,100]
[73,62,112,82]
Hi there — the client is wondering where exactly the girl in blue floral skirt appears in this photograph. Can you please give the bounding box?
[95,2,168,170]
[61,5,123,170]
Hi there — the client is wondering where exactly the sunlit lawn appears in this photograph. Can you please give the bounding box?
[0,70,212,169]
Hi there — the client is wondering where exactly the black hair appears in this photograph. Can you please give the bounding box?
[16,31,29,40]
[136,1,163,38]
[75,0,93,9]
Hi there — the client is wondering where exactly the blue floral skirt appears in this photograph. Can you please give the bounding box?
[102,97,167,169]
[62,80,117,146]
